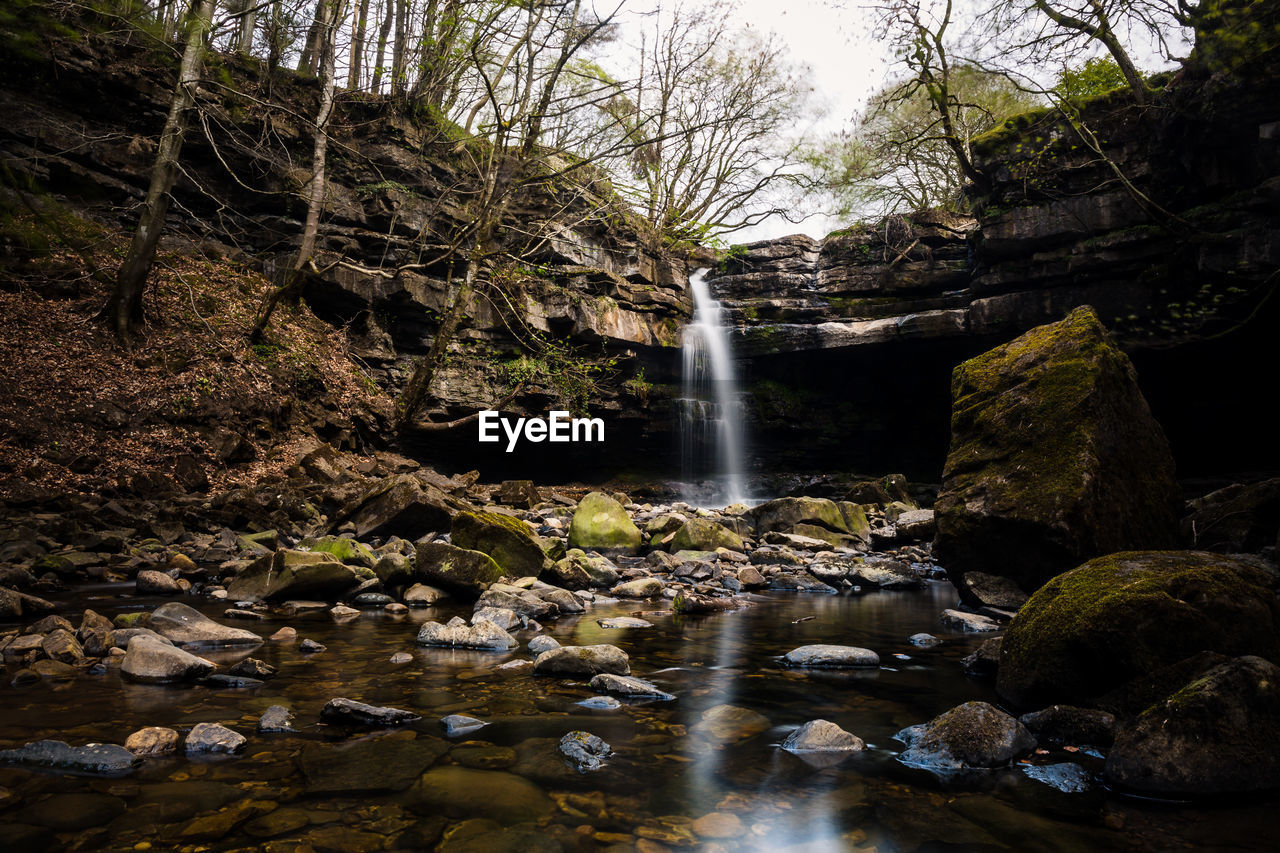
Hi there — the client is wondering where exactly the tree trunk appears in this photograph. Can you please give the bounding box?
[297,0,326,74]
[348,0,370,89]
[236,0,256,55]
[391,0,407,97]
[396,253,476,428]
[372,0,393,91]
[252,0,345,341]
[106,0,216,345]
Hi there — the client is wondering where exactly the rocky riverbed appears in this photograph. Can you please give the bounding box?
[1,482,1278,852]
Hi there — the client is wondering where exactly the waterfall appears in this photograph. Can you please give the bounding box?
[679,267,748,507]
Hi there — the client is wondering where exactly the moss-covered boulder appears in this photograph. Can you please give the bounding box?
[548,549,619,590]
[997,551,1280,709]
[336,474,457,540]
[748,497,869,546]
[934,307,1182,594]
[226,551,367,602]
[415,542,506,597]
[1104,655,1280,796]
[669,518,744,553]
[567,492,642,554]
[896,701,1036,771]
[298,535,376,568]
[450,511,550,579]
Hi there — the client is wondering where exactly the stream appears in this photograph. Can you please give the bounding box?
[1,578,1273,851]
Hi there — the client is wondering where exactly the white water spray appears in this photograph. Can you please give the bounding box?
[679,267,748,507]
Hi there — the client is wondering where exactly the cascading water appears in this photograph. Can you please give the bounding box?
[679,267,748,507]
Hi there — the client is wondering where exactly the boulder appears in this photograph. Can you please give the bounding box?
[136,570,183,596]
[475,584,558,620]
[896,701,1036,771]
[548,549,619,590]
[528,635,561,655]
[125,727,180,755]
[416,616,518,650]
[297,535,377,567]
[1018,706,1116,748]
[441,715,489,737]
[534,644,630,677]
[559,731,612,772]
[960,572,1029,610]
[403,583,448,607]
[669,519,744,553]
[848,559,925,590]
[939,609,1002,633]
[934,307,1182,593]
[781,720,865,753]
[320,698,421,728]
[337,473,456,540]
[588,672,675,701]
[610,577,663,598]
[845,474,914,506]
[895,509,937,540]
[372,552,412,586]
[1105,656,1280,796]
[0,586,22,620]
[226,550,366,602]
[782,645,879,668]
[749,497,869,545]
[229,658,276,679]
[997,551,1280,708]
[962,637,1002,678]
[148,602,263,649]
[184,722,246,755]
[497,479,541,508]
[41,628,84,664]
[257,705,296,733]
[1182,477,1280,553]
[0,740,139,775]
[121,635,215,683]
[451,511,550,578]
[415,542,506,596]
[567,492,642,553]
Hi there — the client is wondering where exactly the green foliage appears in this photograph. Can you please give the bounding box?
[497,338,618,417]
[1052,57,1128,102]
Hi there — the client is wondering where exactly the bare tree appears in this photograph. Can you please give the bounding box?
[611,0,812,242]
[395,0,623,428]
[979,0,1200,104]
[106,0,219,345]
[252,0,348,339]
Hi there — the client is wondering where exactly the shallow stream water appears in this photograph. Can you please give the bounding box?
[0,581,1273,851]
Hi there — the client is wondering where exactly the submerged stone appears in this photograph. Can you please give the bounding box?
[559,730,611,772]
[0,740,140,775]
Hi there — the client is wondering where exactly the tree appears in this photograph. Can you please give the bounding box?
[106,0,219,345]
[252,0,348,340]
[980,0,1199,104]
[394,0,624,428]
[610,0,813,242]
[811,65,1040,216]
[1052,55,1129,100]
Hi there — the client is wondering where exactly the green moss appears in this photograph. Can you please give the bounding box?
[998,550,1280,708]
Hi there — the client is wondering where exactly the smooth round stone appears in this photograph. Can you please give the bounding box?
[693,704,771,744]
[354,593,393,606]
[909,633,941,647]
[596,617,653,629]
[269,627,297,642]
[781,719,866,753]
[126,727,179,756]
[576,696,623,711]
[441,715,489,737]
[390,652,413,664]
[782,644,880,668]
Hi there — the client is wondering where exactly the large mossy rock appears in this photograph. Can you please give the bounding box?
[997,551,1280,709]
[450,511,550,578]
[748,497,869,546]
[1104,655,1280,796]
[226,550,368,602]
[567,492,642,554]
[669,518,744,553]
[934,307,1181,594]
[415,542,506,596]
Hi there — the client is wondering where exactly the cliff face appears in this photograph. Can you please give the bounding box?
[710,1,1280,480]
[0,19,693,481]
